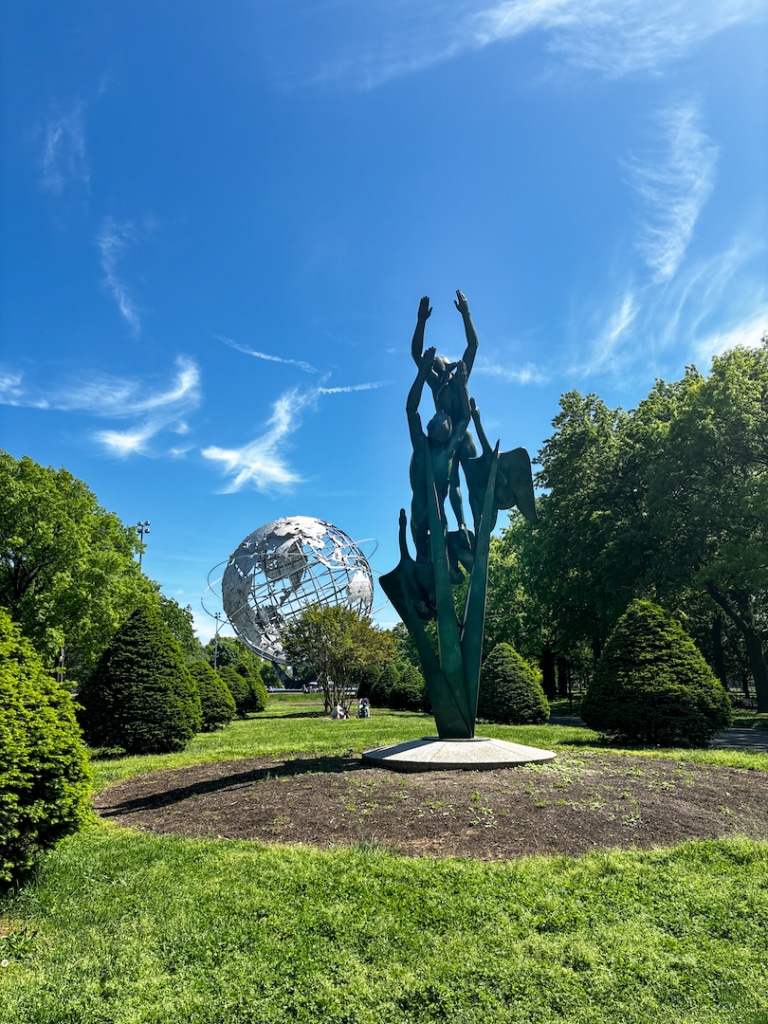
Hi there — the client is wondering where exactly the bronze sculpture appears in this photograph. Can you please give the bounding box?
[381,292,537,739]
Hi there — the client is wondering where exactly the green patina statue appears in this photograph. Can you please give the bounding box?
[381,292,537,739]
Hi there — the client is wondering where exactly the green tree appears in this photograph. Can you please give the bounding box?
[282,605,395,713]
[581,600,732,747]
[497,349,768,707]
[0,451,158,680]
[78,607,201,753]
[188,661,236,730]
[477,643,549,725]
[0,607,91,886]
[644,345,768,709]
[158,596,203,661]
[259,660,283,689]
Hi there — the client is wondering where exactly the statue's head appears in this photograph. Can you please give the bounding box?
[427,411,452,444]
[432,356,457,383]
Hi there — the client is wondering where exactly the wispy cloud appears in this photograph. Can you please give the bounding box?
[574,233,766,380]
[576,290,639,375]
[626,101,719,282]
[201,378,388,492]
[0,371,33,406]
[311,0,763,88]
[0,356,202,457]
[40,100,89,194]
[202,387,314,493]
[317,381,389,394]
[694,308,768,366]
[89,357,202,456]
[215,335,318,374]
[96,218,143,333]
[475,360,549,385]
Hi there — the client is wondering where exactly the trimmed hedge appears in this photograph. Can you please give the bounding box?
[388,663,428,711]
[78,607,202,754]
[0,608,91,886]
[218,664,267,717]
[580,599,733,747]
[478,643,549,725]
[188,661,236,731]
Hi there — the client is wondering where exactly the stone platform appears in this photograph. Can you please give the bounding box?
[362,735,556,772]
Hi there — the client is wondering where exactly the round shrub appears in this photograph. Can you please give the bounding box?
[0,608,91,886]
[78,607,202,754]
[388,663,428,711]
[188,661,236,731]
[478,643,549,725]
[580,599,733,747]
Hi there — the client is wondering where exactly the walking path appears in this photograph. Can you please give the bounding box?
[548,716,768,753]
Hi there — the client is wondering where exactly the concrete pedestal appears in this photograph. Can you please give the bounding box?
[362,735,556,772]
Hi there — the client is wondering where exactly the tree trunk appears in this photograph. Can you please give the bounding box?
[706,584,768,712]
[744,631,768,712]
[556,656,570,697]
[711,612,728,687]
[541,648,557,699]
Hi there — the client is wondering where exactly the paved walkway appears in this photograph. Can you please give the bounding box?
[548,716,768,753]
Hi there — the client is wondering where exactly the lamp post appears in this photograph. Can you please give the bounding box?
[136,520,150,568]
[213,612,222,669]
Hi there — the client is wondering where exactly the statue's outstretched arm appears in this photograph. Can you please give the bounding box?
[407,346,435,447]
[454,290,478,376]
[470,398,493,456]
[410,296,432,366]
[446,361,471,457]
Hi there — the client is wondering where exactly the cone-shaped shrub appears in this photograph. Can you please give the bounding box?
[581,599,732,747]
[79,607,201,753]
[478,643,549,725]
[0,608,91,886]
[388,663,428,711]
[188,660,236,731]
[370,662,399,708]
[235,663,268,713]
[219,665,248,716]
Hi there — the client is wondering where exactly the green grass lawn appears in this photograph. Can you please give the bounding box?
[2,702,768,1024]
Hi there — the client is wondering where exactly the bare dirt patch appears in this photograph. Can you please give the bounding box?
[94,752,768,860]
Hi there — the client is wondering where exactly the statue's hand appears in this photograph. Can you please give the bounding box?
[418,296,432,323]
[455,359,467,381]
[421,345,436,369]
[454,289,470,316]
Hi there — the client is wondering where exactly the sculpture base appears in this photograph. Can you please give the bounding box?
[362,736,556,773]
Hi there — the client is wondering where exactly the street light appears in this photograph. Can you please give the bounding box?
[136,520,150,568]
[213,612,222,669]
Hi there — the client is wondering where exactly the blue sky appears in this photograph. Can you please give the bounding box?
[2,1,766,643]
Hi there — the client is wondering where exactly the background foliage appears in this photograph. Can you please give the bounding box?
[0,607,91,886]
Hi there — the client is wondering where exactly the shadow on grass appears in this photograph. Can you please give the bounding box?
[96,754,370,817]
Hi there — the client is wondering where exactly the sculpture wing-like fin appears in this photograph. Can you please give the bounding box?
[494,447,538,522]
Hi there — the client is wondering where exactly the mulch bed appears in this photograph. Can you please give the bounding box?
[93,751,768,860]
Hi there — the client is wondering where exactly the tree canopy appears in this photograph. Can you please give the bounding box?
[0,451,158,680]
[490,340,768,710]
[282,605,395,712]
